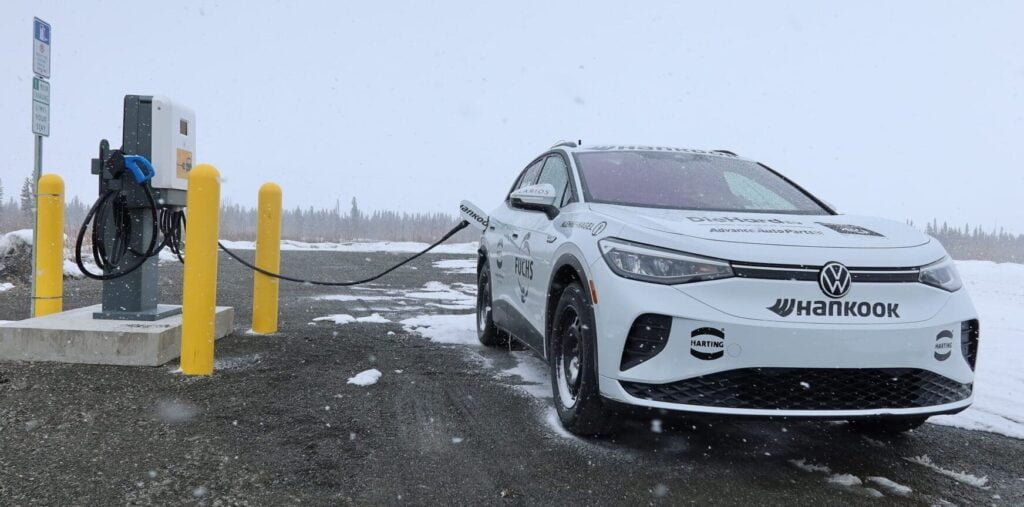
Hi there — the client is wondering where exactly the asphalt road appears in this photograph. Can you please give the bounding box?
[1,250,1021,505]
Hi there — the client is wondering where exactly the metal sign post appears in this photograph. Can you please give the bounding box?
[30,17,51,317]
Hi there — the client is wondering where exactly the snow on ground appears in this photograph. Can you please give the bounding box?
[904,455,989,488]
[789,459,831,474]
[433,258,476,275]
[313,313,391,325]
[865,476,912,496]
[404,281,475,308]
[930,261,1024,439]
[347,368,383,386]
[0,282,13,292]
[313,294,397,302]
[826,474,863,487]
[399,314,479,345]
[219,239,477,255]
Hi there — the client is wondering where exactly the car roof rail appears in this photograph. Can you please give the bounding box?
[551,139,580,149]
[711,149,738,156]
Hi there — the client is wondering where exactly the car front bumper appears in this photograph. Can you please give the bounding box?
[588,259,978,418]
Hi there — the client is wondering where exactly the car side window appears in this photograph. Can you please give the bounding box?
[509,159,545,199]
[536,155,573,207]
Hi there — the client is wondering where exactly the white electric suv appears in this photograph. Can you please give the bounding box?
[473,142,979,436]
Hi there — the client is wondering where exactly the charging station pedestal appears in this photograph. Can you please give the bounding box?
[0,95,234,366]
[92,96,191,321]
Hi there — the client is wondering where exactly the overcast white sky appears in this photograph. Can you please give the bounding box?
[1,1,1022,232]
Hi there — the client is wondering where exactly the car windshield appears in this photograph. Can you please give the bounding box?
[573,151,830,214]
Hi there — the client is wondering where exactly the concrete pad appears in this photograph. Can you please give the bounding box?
[0,305,235,366]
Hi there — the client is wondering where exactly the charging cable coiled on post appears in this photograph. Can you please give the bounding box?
[75,154,186,280]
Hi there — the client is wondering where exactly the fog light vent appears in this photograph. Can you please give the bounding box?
[961,319,979,371]
[620,314,672,371]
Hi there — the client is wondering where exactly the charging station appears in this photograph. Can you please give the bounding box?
[0,96,234,366]
[90,96,194,320]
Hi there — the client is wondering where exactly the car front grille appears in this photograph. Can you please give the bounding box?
[620,368,972,411]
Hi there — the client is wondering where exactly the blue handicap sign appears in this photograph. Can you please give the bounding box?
[34,18,51,45]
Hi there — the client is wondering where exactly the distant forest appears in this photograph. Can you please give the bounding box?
[0,176,1020,262]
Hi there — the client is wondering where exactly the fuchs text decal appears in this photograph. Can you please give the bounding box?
[514,257,534,280]
[934,330,954,361]
[768,299,901,318]
[690,327,725,360]
[817,222,884,237]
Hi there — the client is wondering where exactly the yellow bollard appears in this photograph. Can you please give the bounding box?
[180,164,221,375]
[251,183,282,334]
[33,174,64,317]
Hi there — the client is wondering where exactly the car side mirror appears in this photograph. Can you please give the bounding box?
[510,183,560,219]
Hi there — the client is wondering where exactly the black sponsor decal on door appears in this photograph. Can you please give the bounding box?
[934,330,954,361]
[690,327,725,360]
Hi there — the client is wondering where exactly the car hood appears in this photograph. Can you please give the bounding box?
[588,204,931,249]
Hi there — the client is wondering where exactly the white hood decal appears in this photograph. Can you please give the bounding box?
[589,205,930,249]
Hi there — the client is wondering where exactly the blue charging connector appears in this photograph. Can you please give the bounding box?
[122,155,156,184]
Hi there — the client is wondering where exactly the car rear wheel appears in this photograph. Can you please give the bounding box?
[476,261,509,347]
[549,282,620,436]
[849,416,928,435]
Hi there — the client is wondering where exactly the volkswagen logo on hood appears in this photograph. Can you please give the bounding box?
[818,262,852,298]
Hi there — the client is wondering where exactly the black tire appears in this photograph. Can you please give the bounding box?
[476,261,509,347]
[849,416,928,435]
[549,282,621,436]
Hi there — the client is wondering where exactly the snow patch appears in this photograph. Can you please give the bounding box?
[788,459,831,474]
[313,313,391,324]
[404,281,475,304]
[905,455,989,488]
[313,294,397,302]
[866,476,912,496]
[400,314,478,345]
[0,282,13,292]
[499,351,551,399]
[826,474,862,486]
[347,368,382,386]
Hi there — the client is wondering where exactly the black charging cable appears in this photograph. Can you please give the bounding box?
[217,220,470,286]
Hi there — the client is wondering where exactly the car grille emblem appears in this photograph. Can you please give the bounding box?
[818,262,852,298]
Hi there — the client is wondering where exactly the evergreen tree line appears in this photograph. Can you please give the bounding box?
[919,220,1024,264]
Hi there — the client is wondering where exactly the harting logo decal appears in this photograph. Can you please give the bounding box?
[767,299,901,318]
[818,262,852,298]
[690,327,725,360]
[934,330,954,361]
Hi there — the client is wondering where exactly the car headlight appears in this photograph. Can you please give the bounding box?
[919,257,963,292]
[599,238,733,285]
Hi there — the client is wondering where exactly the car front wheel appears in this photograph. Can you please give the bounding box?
[476,261,508,347]
[549,281,620,436]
